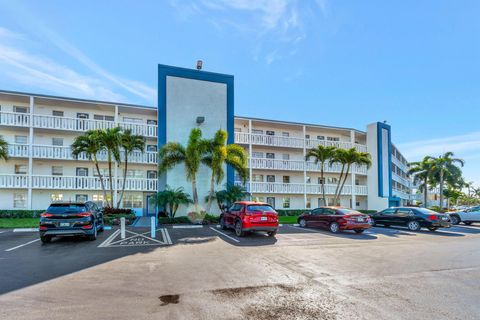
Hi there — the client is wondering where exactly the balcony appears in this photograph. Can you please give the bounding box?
[392,172,410,188]
[0,112,158,138]
[392,188,411,200]
[7,144,157,164]
[238,181,368,196]
[0,174,158,191]
[249,158,368,175]
[234,132,367,152]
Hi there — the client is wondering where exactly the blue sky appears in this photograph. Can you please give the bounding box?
[0,0,479,184]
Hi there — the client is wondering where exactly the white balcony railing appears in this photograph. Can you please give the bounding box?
[249,158,368,175]
[392,172,410,188]
[238,181,368,196]
[392,188,411,200]
[234,132,367,152]
[0,112,158,138]
[7,144,157,164]
[0,175,157,191]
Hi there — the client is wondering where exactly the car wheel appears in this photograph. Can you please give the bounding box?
[88,223,97,241]
[354,229,365,234]
[220,216,227,230]
[370,218,376,226]
[407,220,421,231]
[428,227,438,232]
[40,236,51,244]
[464,221,473,225]
[449,215,460,225]
[235,221,245,237]
[299,218,307,228]
[267,230,277,237]
[329,222,340,233]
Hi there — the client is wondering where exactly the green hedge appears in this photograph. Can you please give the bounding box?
[158,214,220,224]
[103,214,137,226]
[276,209,376,216]
[0,210,44,218]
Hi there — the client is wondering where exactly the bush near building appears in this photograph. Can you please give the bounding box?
[0,210,44,218]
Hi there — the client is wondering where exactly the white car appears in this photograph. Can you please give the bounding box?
[449,206,480,225]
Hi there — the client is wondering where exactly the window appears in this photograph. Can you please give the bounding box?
[252,129,263,134]
[14,135,28,144]
[147,119,157,125]
[283,176,290,183]
[266,197,275,208]
[306,176,311,183]
[93,194,110,207]
[51,193,63,201]
[126,170,145,178]
[327,137,340,141]
[266,130,275,136]
[252,152,264,158]
[15,165,27,174]
[247,204,275,212]
[317,135,325,140]
[318,177,325,185]
[147,170,157,179]
[305,134,310,139]
[266,153,275,159]
[282,197,290,208]
[282,153,290,160]
[306,197,311,208]
[282,132,290,137]
[266,175,275,182]
[14,193,26,208]
[94,114,114,121]
[52,138,64,146]
[76,194,88,202]
[52,110,64,117]
[123,194,143,208]
[355,179,360,186]
[52,166,63,176]
[229,203,244,212]
[356,201,360,207]
[93,168,110,177]
[381,208,396,215]
[123,117,143,124]
[327,177,338,184]
[396,208,413,215]
[47,203,87,214]
[234,128,242,132]
[147,145,157,152]
[252,174,264,182]
[14,106,28,113]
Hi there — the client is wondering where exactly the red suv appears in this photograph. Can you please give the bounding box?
[298,206,372,233]
[220,201,279,237]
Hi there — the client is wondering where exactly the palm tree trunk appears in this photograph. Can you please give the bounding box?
[93,155,107,205]
[439,170,444,209]
[423,177,428,208]
[117,154,128,208]
[191,177,199,212]
[107,152,114,208]
[206,172,215,212]
[336,164,351,205]
[320,162,326,206]
[334,165,345,205]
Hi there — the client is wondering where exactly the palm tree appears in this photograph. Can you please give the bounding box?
[117,129,146,208]
[0,135,8,161]
[208,184,249,213]
[333,148,371,205]
[158,128,208,211]
[427,152,465,209]
[408,157,434,208]
[71,130,107,203]
[305,145,337,206]
[149,186,192,221]
[98,127,122,207]
[202,129,248,212]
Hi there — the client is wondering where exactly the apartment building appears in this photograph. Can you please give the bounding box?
[0,64,413,214]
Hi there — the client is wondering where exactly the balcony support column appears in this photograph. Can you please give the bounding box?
[350,130,356,209]
[302,125,307,209]
[27,96,34,210]
[114,105,119,208]
[248,119,252,200]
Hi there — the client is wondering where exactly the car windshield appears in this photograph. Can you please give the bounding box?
[415,208,438,215]
[47,204,87,214]
[336,209,363,215]
[247,205,275,212]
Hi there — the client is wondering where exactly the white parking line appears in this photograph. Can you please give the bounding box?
[98,229,120,248]
[13,228,39,232]
[0,231,5,234]
[5,239,41,252]
[209,227,240,243]
[288,225,324,233]
[172,225,203,229]
[163,228,172,244]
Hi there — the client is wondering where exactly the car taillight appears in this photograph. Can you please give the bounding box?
[39,225,48,230]
[81,224,93,229]
[428,215,438,221]
[40,213,53,218]
[76,212,92,217]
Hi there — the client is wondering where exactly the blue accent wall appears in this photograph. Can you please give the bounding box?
[377,122,392,198]
[157,64,235,188]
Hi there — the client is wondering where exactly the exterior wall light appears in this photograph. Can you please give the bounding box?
[196,60,203,70]
[196,116,205,125]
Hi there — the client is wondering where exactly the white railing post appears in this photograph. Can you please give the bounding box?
[120,217,126,239]
[151,216,156,238]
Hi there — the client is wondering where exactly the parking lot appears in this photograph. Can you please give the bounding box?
[1,224,480,319]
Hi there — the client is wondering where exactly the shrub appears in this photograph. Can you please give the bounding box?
[102,207,134,215]
[0,210,44,218]
[158,216,191,224]
[103,213,136,226]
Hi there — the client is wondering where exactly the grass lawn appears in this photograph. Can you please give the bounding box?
[279,216,299,224]
[0,218,39,228]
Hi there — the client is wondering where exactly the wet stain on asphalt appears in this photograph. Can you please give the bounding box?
[159,294,180,306]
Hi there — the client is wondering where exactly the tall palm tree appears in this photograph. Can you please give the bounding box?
[408,157,434,208]
[149,186,192,221]
[158,128,208,211]
[71,130,107,203]
[334,148,371,205]
[202,129,248,212]
[117,129,146,208]
[330,148,349,205]
[208,184,249,213]
[98,127,122,207]
[305,145,337,206]
[427,152,465,209]
[0,135,8,161]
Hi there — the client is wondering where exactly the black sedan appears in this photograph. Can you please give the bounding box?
[39,202,104,243]
[370,207,451,231]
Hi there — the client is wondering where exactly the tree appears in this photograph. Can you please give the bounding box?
[443,188,462,209]
[158,128,208,211]
[97,128,122,208]
[0,135,8,161]
[117,129,146,208]
[71,130,108,203]
[149,186,192,221]
[427,152,465,209]
[305,145,337,206]
[408,157,435,208]
[207,184,249,213]
[202,129,248,212]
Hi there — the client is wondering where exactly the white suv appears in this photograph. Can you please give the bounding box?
[449,206,480,225]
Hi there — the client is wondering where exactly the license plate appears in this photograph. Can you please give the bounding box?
[60,222,70,227]
[442,217,447,221]
[261,217,268,221]
[357,218,364,222]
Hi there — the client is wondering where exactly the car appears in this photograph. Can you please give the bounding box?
[39,201,104,243]
[297,207,372,234]
[370,207,450,231]
[220,201,279,237]
[448,206,480,225]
